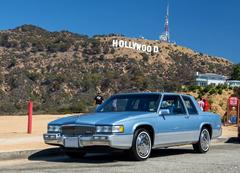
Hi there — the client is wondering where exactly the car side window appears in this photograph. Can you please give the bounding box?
[160,95,186,115]
[182,96,198,115]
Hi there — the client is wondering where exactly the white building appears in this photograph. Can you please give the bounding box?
[196,72,240,87]
[226,80,240,87]
[196,72,228,86]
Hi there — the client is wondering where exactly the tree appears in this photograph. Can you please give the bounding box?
[231,64,240,80]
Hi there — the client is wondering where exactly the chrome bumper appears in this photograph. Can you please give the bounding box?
[43,133,62,146]
[212,126,222,139]
[43,133,133,150]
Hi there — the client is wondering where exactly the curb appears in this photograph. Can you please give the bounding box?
[0,147,63,161]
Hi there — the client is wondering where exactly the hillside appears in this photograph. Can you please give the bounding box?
[185,89,234,117]
[0,25,233,114]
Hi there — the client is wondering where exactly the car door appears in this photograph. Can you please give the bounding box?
[155,94,194,146]
[181,95,202,142]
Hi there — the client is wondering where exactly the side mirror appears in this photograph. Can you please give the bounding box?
[159,109,170,115]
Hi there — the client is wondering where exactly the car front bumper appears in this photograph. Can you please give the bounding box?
[43,133,133,150]
[212,126,222,139]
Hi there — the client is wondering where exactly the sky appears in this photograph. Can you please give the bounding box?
[0,0,239,63]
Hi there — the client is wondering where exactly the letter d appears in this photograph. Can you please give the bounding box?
[153,46,159,53]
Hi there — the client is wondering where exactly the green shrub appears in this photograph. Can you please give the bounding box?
[208,99,213,105]
[0,33,10,47]
[110,48,115,54]
[217,89,223,95]
[203,85,213,93]
[99,55,104,61]
[209,89,217,95]
[231,64,240,80]
[188,85,201,92]
[140,53,149,62]
[116,56,125,62]
[103,46,109,54]
[25,71,40,82]
[20,40,29,49]
[234,87,240,97]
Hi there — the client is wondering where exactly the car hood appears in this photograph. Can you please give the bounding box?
[49,112,152,126]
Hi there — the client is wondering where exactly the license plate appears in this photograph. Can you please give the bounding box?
[64,137,79,148]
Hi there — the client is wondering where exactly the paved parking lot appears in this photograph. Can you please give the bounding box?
[0,143,239,173]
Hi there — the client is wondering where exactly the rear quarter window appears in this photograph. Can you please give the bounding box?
[182,96,198,115]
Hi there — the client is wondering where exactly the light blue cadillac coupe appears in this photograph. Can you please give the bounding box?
[43,92,222,161]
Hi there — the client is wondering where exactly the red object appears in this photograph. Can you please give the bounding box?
[27,101,33,134]
[229,97,238,107]
[203,100,210,112]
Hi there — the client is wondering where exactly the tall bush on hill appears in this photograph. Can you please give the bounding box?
[231,64,240,80]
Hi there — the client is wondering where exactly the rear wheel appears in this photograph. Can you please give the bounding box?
[129,128,152,161]
[64,148,86,158]
[193,128,211,153]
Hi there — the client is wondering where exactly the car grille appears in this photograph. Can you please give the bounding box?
[61,125,96,136]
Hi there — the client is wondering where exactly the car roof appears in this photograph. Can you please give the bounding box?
[114,92,193,98]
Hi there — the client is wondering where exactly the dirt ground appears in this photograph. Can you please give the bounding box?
[0,114,74,152]
[0,115,62,136]
[0,114,238,152]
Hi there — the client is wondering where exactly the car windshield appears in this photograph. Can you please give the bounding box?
[96,94,161,113]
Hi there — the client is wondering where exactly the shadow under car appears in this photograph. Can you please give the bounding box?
[28,147,195,163]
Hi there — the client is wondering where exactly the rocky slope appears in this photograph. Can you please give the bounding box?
[0,25,233,114]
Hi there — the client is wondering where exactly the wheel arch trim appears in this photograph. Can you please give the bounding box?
[199,122,213,138]
[132,123,155,145]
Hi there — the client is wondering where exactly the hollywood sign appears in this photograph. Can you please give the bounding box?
[112,39,159,53]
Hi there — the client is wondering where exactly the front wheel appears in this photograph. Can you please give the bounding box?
[193,128,211,153]
[129,128,152,161]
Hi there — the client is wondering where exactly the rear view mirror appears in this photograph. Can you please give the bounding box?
[159,109,170,115]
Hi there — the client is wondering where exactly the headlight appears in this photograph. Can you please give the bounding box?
[48,125,61,133]
[96,125,124,133]
[112,125,124,133]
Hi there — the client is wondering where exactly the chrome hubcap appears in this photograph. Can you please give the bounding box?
[136,131,151,158]
[200,129,210,151]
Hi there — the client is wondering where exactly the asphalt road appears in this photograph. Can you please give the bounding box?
[0,143,240,173]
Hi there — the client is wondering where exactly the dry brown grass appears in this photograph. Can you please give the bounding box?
[185,90,234,117]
